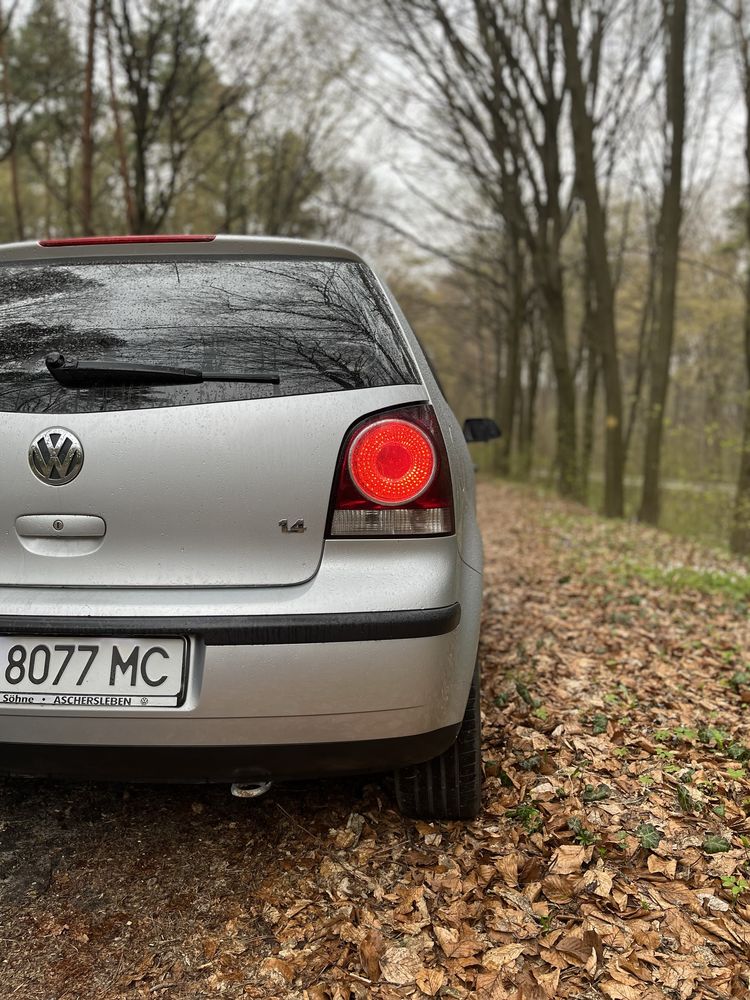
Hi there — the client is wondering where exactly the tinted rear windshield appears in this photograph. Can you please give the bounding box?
[0,257,418,413]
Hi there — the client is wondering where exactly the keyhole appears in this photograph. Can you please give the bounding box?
[53,519,64,531]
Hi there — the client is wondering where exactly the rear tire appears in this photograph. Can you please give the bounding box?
[394,662,482,820]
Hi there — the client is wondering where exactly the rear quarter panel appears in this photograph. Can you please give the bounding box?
[371,270,483,575]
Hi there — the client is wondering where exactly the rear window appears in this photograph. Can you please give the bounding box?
[0,257,418,413]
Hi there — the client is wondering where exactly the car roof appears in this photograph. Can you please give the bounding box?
[0,234,366,264]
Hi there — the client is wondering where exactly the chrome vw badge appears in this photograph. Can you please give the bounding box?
[28,428,84,486]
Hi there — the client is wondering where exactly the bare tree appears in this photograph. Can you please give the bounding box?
[560,0,627,516]
[638,0,688,524]
[107,0,261,233]
[332,0,584,492]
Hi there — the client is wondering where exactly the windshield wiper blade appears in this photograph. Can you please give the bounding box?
[45,352,280,388]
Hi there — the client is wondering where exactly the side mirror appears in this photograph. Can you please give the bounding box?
[463,418,501,443]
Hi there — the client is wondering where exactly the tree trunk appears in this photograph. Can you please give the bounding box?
[497,246,523,477]
[638,0,687,525]
[543,274,580,499]
[730,6,750,555]
[560,0,624,517]
[582,342,599,500]
[731,371,750,555]
[732,34,750,551]
[491,307,504,473]
[81,0,97,235]
[105,7,134,231]
[0,3,22,241]
[581,273,599,499]
[535,199,581,499]
[521,334,541,480]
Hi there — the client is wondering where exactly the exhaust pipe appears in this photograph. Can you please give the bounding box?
[230,780,272,799]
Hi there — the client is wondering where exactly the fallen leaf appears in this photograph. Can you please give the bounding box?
[647,855,677,878]
[415,966,445,995]
[482,943,525,970]
[260,957,294,985]
[548,845,590,874]
[379,944,422,986]
[358,929,384,982]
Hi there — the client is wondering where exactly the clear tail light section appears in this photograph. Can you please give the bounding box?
[327,404,454,537]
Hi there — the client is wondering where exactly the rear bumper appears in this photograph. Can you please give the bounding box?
[0,599,478,758]
[0,538,483,767]
[0,603,461,645]
[0,726,461,782]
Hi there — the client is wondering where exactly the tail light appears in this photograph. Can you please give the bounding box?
[327,404,454,537]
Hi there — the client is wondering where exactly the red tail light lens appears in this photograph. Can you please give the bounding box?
[348,418,436,505]
[328,404,454,537]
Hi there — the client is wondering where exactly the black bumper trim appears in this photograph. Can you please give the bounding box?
[0,603,460,645]
[0,726,461,782]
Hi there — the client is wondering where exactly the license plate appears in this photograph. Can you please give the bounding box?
[0,636,187,708]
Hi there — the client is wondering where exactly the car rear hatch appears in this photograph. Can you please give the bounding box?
[0,249,425,587]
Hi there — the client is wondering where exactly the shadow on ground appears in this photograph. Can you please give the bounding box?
[0,773,394,998]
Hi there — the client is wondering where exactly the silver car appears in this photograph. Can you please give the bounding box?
[0,235,498,819]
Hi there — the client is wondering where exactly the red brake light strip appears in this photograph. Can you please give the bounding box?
[38,235,216,247]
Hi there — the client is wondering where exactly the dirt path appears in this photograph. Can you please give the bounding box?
[1,482,748,999]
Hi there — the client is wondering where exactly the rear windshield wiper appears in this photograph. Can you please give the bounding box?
[44,352,280,388]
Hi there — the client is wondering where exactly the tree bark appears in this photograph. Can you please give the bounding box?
[495,237,523,477]
[0,2,22,241]
[81,0,97,235]
[638,0,687,525]
[518,327,541,481]
[731,2,750,554]
[580,270,599,499]
[540,260,580,498]
[560,0,625,517]
[105,4,133,231]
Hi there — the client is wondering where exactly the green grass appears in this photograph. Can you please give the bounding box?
[586,479,733,550]
[480,469,750,600]
[629,564,750,602]
[542,505,750,602]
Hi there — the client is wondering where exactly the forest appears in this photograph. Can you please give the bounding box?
[0,0,749,553]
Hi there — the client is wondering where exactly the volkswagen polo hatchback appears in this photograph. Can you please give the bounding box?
[0,235,495,819]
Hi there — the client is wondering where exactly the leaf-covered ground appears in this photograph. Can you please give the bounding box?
[1,481,749,999]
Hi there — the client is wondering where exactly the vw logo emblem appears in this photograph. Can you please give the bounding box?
[28,428,84,486]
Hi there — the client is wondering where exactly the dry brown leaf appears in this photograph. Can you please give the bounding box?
[541,874,576,903]
[600,979,642,999]
[260,956,295,985]
[358,929,384,982]
[415,966,446,995]
[583,864,614,898]
[530,964,561,998]
[538,946,570,970]
[475,970,513,1000]
[555,934,594,967]
[548,844,591,875]
[434,925,482,959]
[304,987,330,1000]
[646,854,677,878]
[202,937,219,960]
[482,943,525,970]
[379,944,422,986]
[495,854,519,885]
